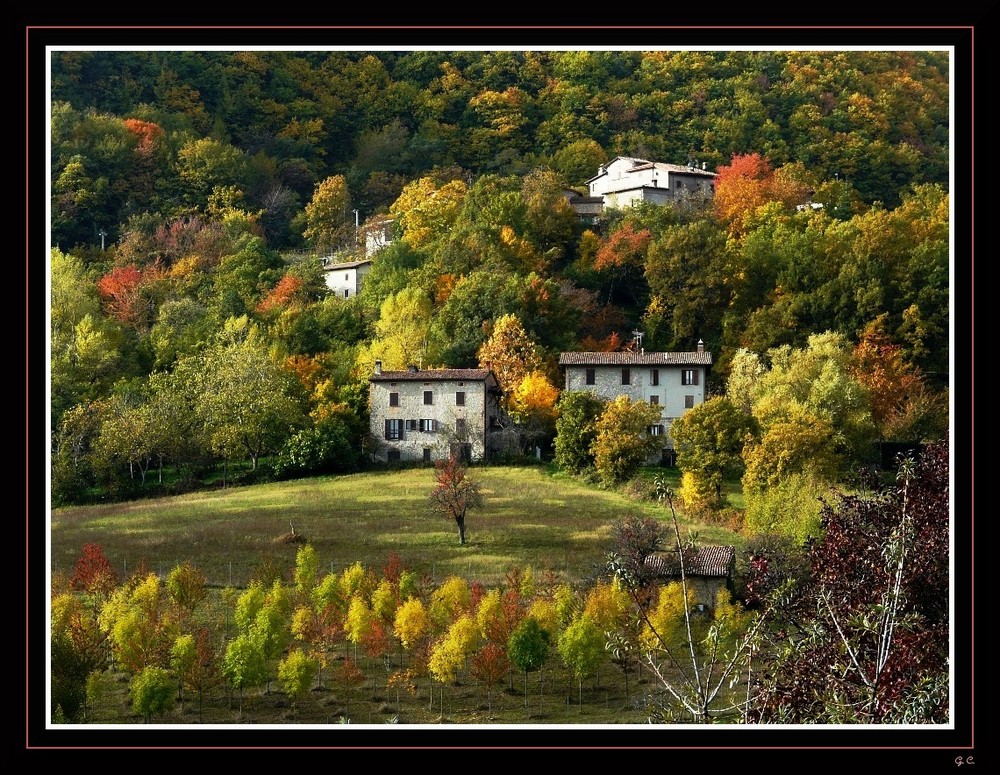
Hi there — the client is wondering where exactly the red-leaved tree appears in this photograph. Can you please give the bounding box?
[429,456,485,546]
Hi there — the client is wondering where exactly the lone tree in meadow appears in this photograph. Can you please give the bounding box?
[429,454,485,545]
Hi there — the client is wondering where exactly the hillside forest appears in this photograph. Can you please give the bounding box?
[49,49,951,505]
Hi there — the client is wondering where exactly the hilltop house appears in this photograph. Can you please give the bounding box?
[322,257,372,299]
[368,362,503,464]
[587,156,716,210]
[558,341,712,464]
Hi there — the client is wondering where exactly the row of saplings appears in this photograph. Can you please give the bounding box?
[52,525,750,724]
[52,441,950,725]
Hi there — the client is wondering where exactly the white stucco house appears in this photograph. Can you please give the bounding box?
[368,363,503,464]
[322,258,372,299]
[587,156,716,210]
[558,341,712,463]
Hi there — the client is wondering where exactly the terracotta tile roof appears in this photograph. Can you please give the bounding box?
[559,351,713,366]
[644,546,736,578]
[370,368,493,382]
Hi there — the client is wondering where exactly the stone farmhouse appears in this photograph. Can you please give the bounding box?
[644,545,736,611]
[368,362,503,464]
[322,257,371,299]
[558,341,712,464]
[587,156,716,210]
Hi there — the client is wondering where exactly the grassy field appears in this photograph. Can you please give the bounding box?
[51,463,743,590]
[50,464,750,726]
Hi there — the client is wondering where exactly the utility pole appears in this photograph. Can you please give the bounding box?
[98,229,107,251]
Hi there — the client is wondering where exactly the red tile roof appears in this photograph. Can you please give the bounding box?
[559,351,712,366]
[644,546,735,578]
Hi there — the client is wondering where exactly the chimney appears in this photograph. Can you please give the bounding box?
[697,339,704,354]
[408,364,419,373]
[702,161,707,171]
[374,359,382,375]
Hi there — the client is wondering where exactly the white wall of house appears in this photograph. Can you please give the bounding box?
[323,261,371,299]
[560,354,710,451]
[588,157,715,207]
[369,370,500,463]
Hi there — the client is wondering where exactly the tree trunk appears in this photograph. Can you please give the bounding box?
[457,515,466,545]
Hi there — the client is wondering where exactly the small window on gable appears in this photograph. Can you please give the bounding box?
[423,391,433,405]
[345,273,349,281]
[585,368,596,385]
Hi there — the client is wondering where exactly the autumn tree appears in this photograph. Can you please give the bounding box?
[850,316,947,442]
[590,396,664,487]
[750,439,949,723]
[670,397,756,511]
[428,455,485,545]
[278,649,318,718]
[558,614,607,708]
[193,325,308,474]
[553,391,605,475]
[470,642,510,713]
[169,629,220,722]
[301,174,353,254]
[130,665,176,722]
[608,480,759,723]
[354,286,433,376]
[389,176,467,251]
[476,313,544,403]
[713,153,809,236]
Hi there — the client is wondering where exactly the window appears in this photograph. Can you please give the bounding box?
[423,448,432,463]
[585,368,596,385]
[389,392,399,407]
[419,419,437,432]
[685,395,695,409]
[621,368,631,385]
[681,369,699,386]
[650,369,659,386]
[648,424,665,436]
[649,395,659,406]
[405,419,418,431]
[423,390,433,405]
[344,289,349,298]
[456,418,467,436]
[387,449,401,463]
[344,273,349,281]
[456,391,465,406]
[384,419,403,440]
